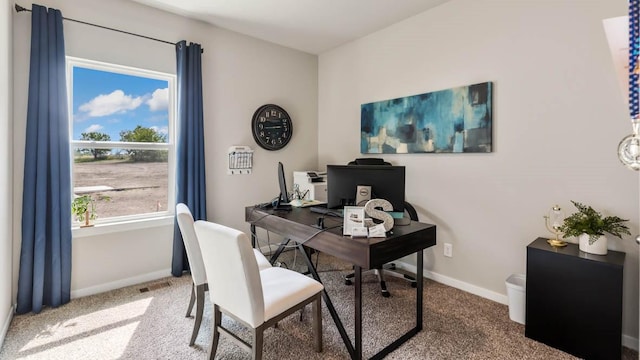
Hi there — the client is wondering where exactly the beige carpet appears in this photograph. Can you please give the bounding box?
[1,252,637,360]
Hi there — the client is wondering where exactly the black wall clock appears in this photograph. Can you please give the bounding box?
[251,104,292,151]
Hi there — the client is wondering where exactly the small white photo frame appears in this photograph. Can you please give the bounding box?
[343,206,365,236]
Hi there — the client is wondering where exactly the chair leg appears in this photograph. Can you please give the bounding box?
[382,263,418,287]
[208,305,221,360]
[312,294,322,352]
[252,325,264,360]
[344,272,354,285]
[346,264,416,294]
[374,269,391,298]
[186,283,195,317]
[190,284,206,346]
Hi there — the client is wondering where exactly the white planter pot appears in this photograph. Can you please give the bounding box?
[578,234,607,255]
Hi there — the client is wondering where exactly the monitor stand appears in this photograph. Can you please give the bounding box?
[273,198,291,211]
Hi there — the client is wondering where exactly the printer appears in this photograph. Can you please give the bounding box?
[293,171,327,201]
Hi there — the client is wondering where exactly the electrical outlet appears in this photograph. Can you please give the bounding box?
[444,243,453,258]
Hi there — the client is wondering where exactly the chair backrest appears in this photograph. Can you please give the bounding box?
[347,158,390,165]
[194,220,265,327]
[176,203,207,286]
[404,201,419,221]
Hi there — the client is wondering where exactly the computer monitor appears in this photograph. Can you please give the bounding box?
[326,164,405,212]
[275,162,291,210]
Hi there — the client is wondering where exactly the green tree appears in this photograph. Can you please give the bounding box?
[119,125,168,162]
[80,132,111,160]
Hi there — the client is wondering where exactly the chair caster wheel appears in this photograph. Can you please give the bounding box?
[344,279,352,285]
[381,291,390,298]
[411,282,417,288]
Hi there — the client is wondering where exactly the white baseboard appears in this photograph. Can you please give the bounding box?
[70,268,172,299]
[622,334,639,352]
[397,261,508,304]
[257,244,297,258]
[258,244,276,256]
[395,261,639,352]
[0,305,14,350]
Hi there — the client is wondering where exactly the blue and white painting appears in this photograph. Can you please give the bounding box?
[361,82,492,153]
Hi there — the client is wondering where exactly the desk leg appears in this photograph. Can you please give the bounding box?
[368,250,424,360]
[354,265,362,360]
[250,224,256,248]
[296,243,355,359]
[269,238,291,265]
[417,249,423,331]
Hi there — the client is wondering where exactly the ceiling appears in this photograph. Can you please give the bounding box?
[131,0,451,54]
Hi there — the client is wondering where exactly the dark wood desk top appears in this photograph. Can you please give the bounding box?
[246,206,437,269]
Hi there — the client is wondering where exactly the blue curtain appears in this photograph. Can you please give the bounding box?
[172,41,207,276]
[17,4,72,314]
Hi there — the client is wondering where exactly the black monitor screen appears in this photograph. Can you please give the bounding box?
[277,161,290,204]
[326,165,405,212]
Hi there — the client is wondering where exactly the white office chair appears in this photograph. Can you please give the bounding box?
[176,203,272,346]
[194,220,324,360]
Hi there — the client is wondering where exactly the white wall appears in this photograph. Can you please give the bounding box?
[12,0,317,297]
[1,0,14,348]
[318,0,639,343]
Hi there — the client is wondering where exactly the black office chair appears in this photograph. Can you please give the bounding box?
[343,158,418,297]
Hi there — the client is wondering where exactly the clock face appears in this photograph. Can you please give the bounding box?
[251,104,292,151]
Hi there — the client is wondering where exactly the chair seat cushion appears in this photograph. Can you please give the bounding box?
[260,267,324,322]
[253,249,272,271]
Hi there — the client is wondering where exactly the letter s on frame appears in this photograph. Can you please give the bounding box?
[363,199,394,231]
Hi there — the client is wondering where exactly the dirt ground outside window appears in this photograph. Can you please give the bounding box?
[73,160,168,220]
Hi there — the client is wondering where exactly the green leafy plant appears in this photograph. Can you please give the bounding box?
[119,125,168,162]
[558,201,631,245]
[79,132,112,160]
[71,195,97,223]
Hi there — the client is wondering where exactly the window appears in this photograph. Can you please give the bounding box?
[67,57,175,225]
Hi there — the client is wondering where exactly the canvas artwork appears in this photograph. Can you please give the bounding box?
[360,82,492,154]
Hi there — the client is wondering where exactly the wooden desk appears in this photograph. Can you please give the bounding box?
[246,206,437,360]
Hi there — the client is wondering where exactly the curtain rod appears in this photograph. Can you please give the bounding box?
[14,3,204,53]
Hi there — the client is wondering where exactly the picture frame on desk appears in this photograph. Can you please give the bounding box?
[343,206,365,236]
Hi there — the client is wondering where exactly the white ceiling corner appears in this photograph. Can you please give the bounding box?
[130,0,451,54]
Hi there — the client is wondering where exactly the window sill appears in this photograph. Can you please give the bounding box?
[72,215,174,238]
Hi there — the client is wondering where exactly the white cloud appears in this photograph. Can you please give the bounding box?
[151,126,169,135]
[84,124,104,133]
[146,88,169,112]
[78,90,143,117]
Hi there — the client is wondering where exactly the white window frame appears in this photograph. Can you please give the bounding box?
[66,57,176,233]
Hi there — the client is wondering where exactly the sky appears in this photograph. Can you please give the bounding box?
[72,67,169,142]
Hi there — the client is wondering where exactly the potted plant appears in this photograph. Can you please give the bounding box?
[71,195,96,227]
[558,200,630,255]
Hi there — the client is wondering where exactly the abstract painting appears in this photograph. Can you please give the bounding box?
[361,82,492,153]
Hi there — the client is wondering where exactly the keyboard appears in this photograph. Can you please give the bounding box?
[309,206,343,217]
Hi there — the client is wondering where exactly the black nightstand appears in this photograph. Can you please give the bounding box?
[525,237,625,360]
